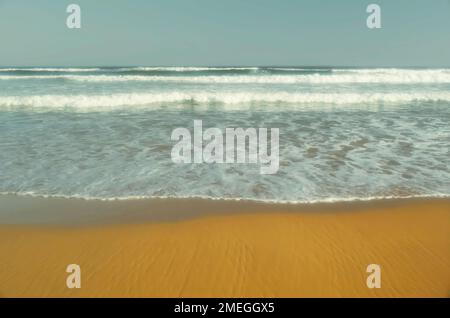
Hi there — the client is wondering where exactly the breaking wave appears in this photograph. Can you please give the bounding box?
[1,68,450,84]
[1,92,450,109]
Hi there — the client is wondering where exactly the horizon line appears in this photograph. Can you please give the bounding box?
[1,65,450,69]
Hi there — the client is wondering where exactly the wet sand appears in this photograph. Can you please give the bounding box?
[0,197,449,297]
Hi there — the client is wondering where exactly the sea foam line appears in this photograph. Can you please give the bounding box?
[1,69,450,83]
[2,74,450,84]
[0,68,102,72]
[0,191,449,205]
[1,92,450,109]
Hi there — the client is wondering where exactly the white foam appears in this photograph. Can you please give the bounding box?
[0,68,102,72]
[123,66,260,72]
[1,191,448,204]
[333,68,450,73]
[1,69,450,83]
[266,67,331,72]
[0,92,449,109]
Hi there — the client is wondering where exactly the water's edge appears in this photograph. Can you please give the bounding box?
[1,194,449,226]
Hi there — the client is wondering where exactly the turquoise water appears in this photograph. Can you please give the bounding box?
[0,67,449,202]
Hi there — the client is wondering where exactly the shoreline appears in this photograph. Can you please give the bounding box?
[0,194,449,225]
[0,197,449,297]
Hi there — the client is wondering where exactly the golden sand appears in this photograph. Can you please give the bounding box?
[0,199,449,298]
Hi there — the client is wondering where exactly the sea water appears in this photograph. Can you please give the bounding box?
[0,67,449,202]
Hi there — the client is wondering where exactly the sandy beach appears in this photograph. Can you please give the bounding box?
[0,197,449,298]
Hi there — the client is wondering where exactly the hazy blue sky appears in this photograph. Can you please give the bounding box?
[0,0,449,66]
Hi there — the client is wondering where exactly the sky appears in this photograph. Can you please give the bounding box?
[0,0,449,67]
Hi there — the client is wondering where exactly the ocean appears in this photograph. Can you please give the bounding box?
[0,67,449,203]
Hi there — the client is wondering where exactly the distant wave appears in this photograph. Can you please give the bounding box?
[1,69,450,84]
[0,68,102,72]
[0,66,315,72]
[0,67,261,75]
[1,92,450,109]
[123,66,260,72]
[1,67,447,72]
[332,68,450,74]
